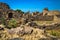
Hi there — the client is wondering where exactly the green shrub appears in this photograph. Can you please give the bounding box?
[0,17,5,25]
[50,30,60,37]
[7,18,17,29]
[50,30,56,36]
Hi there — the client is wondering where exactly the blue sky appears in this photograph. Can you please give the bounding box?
[0,0,60,12]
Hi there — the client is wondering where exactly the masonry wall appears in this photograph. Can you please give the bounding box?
[33,15,54,21]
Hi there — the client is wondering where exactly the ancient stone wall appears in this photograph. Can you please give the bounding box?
[33,15,54,21]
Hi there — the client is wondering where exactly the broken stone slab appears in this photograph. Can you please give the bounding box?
[7,28,16,34]
[9,38,24,40]
[7,27,23,34]
[22,27,33,34]
[7,26,33,35]
[25,22,38,27]
[39,37,58,40]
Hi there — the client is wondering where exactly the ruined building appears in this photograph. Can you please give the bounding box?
[0,2,60,21]
[0,2,20,20]
[43,8,49,16]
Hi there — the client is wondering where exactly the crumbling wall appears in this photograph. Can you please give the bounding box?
[33,15,54,21]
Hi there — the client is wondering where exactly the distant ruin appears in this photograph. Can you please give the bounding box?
[0,2,60,21]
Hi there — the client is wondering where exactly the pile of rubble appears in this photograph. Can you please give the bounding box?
[0,24,60,40]
[0,21,60,40]
[7,26,33,35]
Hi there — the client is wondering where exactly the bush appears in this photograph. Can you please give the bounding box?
[50,30,56,36]
[50,30,60,37]
[7,18,17,29]
[0,17,5,25]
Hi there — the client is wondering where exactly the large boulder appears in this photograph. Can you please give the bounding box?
[7,28,16,34]
[7,26,33,35]
[23,26,33,34]
[7,27,23,34]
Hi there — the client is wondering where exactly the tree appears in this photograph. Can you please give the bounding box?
[15,9,24,14]
[25,11,30,14]
[44,8,49,11]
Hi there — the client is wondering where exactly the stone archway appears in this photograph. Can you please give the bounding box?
[8,13,13,18]
[0,12,2,17]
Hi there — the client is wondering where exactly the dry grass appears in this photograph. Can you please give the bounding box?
[34,21,54,25]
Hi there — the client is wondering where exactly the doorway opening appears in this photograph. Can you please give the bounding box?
[0,12,2,17]
[8,13,13,18]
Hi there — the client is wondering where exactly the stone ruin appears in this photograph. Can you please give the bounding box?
[0,2,60,27]
[0,2,60,21]
[0,2,60,26]
[0,2,60,40]
[0,2,21,20]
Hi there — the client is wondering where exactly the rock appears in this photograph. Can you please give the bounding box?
[9,38,24,40]
[28,22,38,27]
[23,27,33,34]
[0,24,5,28]
[50,37,58,40]
[39,38,49,40]
[25,22,31,26]
[0,24,5,30]
[0,27,4,30]
[7,27,23,34]
[39,37,58,40]
[7,29,16,34]
[15,27,24,35]
[14,27,23,33]
[7,25,33,35]
[21,18,29,25]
